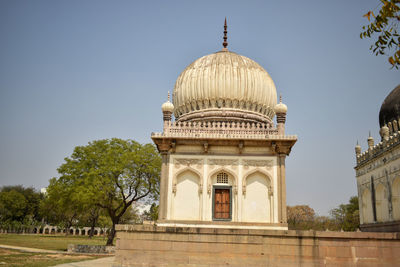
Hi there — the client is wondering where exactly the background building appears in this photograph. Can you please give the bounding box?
[355,84,400,232]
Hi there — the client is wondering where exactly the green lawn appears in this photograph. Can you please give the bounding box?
[0,234,109,251]
[0,248,104,267]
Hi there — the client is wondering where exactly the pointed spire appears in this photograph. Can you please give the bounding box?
[222,17,228,50]
[279,94,282,103]
[168,91,170,102]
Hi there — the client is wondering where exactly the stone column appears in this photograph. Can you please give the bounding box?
[277,153,287,223]
[159,152,169,220]
[237,159,243,222]
[202,158,208,221]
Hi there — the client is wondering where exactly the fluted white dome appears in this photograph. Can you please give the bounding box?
[172,50,277,124]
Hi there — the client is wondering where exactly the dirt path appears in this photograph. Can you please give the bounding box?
[52,256,115,267]
[0,244,115,266]
[0,244,67,254]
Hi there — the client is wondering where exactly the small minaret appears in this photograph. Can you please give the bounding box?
[161,91,174,130]
[275,95,287,135]
[367,131,374,149]
[380,124,390,141]
[355,141,361,157]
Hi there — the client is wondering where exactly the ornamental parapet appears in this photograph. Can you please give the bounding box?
[151,121,297,140]
[356,130,400,167]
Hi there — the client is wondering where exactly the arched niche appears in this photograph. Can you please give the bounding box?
[242,170,272,223]
[173,167,203,194]
[362,188,374,223]
[208,167,238,195]
[242,168,273,196]
[375,183,389,222]
[172,169,201,220]
[392,178,400,220]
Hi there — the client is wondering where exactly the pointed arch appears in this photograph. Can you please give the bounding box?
[242,170,273,222]
[362,188,374,223]
[376,183,389,222]
[243,168,272,188]
[208,167,237,185]
[392,178,400,220]
[173,167,202,194]
[172,168,201,220]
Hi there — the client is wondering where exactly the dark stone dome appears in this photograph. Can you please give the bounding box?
[379,84,400,127]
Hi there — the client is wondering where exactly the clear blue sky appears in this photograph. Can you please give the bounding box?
[0,0,398,215]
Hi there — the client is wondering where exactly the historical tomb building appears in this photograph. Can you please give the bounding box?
[151,21,297,230]
[355,84,400,232]
[115,23,400,267]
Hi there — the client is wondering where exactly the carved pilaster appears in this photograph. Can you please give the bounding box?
[277,154,287,223]
[158,152,169,220]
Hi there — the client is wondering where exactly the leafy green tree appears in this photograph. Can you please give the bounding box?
[0,185,43,230]
[0,190,26,223]
[40,178,85,233]
[361,0,400,69]
[57,138,161,245]
[143,203,159,222]
[330,196,360,231]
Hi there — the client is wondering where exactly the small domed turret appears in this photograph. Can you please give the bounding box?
[162,92,174,122]
[355,141,361,156]
[380,124,390,141]
[275,95,287,135]
[367,132,374,149]
[274,95,288,114]
[162,92,174,113]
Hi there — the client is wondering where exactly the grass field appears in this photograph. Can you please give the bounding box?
[0,233,109,251]
[0,248,104,267]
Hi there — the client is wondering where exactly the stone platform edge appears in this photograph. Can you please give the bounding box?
[115,223,400,240]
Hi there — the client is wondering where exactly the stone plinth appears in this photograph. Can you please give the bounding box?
[113,224,400,267]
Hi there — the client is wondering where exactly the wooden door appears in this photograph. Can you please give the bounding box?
[214,188,230,219]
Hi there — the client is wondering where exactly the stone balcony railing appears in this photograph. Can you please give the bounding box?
[151,121,297,140]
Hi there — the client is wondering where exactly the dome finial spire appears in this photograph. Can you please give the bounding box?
[222,17,228,50]
[168,91,170,102]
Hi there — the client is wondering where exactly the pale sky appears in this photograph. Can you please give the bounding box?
[0,0,399,215]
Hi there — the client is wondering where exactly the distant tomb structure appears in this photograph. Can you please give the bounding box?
[355,84,400,232]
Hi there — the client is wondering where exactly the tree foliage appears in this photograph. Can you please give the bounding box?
[40,177,87,232]
[287,205,316,230]
[360,0,400,69]
[288,197,360,231]
[330,196,360,231]
[0,185,43,230]
[142,203,159,222]
[56,138,161,245]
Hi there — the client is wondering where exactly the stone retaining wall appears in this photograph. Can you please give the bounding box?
[67,244,115,254]
[114,224,400,267]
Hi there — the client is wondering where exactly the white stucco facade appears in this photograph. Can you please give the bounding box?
[163,154,278,225]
